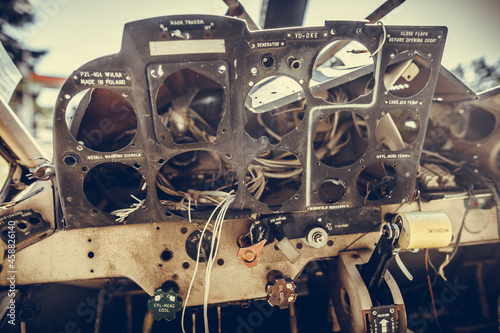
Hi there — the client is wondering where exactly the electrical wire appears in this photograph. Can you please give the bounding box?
[422,149,466,168]
[203,194,235,332]
[438,186,474,280]
[181,194,235,333]
[257,113,282,142]
[342,224,381,251]
[478,175,500,237]
[425,249,443,333]
[426,248,439,287]
[370,21,386,58]
[110,195,145,222]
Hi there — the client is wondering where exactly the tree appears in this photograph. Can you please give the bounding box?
[452,57,500,92]
[0,0,45,66]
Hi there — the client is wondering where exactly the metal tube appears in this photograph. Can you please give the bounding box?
[223,0,260,30]
[93,285,107,333]
[126,296,133,333]
[218,306,222,333]
[0,95,49,167]
[313,0,406,69]
[142,310,154,333]
[289,302,298,333]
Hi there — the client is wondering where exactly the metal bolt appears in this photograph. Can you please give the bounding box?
[243,249,256,262]
[218,65,226,74]
[313,232,324,244]
[307,227,327,248]
[250,67,258,75]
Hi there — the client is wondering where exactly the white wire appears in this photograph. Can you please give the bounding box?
[110,195,145,222]
[181,194,234,333]
[203,195,235,332]
[188,195,192,223]
[370,21,386,58]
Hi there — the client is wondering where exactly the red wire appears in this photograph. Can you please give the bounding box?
[425,249,443,333]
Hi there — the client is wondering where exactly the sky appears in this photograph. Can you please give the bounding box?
[6,0,500,107]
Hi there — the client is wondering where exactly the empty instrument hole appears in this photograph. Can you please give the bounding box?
[246,150,303,210]
[384,54,431,98]
[161,249,173,262]
[318,179,346,203]
[245,75,305,144]
[83,162,147,214]
[155,68,226,144]
[311,39,374,104]
[376,109,420,151]
[156,150,237,217]
[65,88,137,152]
[357,163,397,201]
[313,111,369,168]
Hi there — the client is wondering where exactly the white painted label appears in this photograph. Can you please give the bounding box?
[149,40,225,56]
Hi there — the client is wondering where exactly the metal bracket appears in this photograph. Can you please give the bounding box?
[330,250,406,333]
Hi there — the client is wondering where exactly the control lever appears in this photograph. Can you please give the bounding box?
[361,210,452,299]
[273,223,301,264]
[331,211,452,332]
[360,222,403,298]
